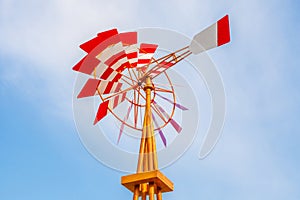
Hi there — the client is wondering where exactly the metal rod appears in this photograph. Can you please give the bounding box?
[141,183,147,200]
[133,185,139,200]
[151,51,192,79]
[149,182,155,200]
[147,49,190,75]
[137,113,147,172]
[143,140,149,172]
[145,77,154,171]
[151,119,158,170]
[150,46,189,64]
[157,188,162,200]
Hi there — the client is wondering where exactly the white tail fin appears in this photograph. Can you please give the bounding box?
[189,15,230,54]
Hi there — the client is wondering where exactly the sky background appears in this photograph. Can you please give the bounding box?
[1,0,300,199]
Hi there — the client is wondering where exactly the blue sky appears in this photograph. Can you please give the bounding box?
[1,0,300,199]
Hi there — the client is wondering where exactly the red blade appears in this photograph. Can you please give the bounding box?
[73,30,133,81]
[136,43,158,71]
[94,100,109,124]
[80,29,118,53]
[119,32,138,68]
[72,55,123,82]
[77,78,123,98]
[94,92,127,125]
[72,56,100,75]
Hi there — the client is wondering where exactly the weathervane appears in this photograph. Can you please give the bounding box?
[72,15,230,200]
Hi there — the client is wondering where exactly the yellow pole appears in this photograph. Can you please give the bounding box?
[149,182,155,200]
[145,77,154,171]
[143,140,149,172]
[157,188,162,200]
[137,111,148,173]
[137,76,154,173]
[141,183,147,200]
[136,76,161,200]
[150,118,158,170]
[147,123,154,171]
[133,185,139,200]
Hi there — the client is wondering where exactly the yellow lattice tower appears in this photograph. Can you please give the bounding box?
[121,77,173,200]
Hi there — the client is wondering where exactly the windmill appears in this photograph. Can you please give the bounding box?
[72,15,230,200]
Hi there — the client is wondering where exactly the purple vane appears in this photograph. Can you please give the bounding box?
[152,114,167,147]
[153,101,183,134]
[156,93,188,110]
[170,119,182,133]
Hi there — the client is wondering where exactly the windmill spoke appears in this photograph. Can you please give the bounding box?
[103,84,134,101]
[120,73,138,84]
[118,102,133,144]
[130,68,139,82]
[155,87,173,93]
[149,51,191,79]
[133,90,137,128]
[134,88,142,128]
[152,81,184,88]
[149,46,189,65]
[127,68,136,85]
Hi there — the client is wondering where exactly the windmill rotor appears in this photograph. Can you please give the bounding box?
[73,28,189,141]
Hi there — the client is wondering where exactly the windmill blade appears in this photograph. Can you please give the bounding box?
[72,28,122,77]
[156,93,188,111]
[153,101,182,133]
[94,92,127,124]
[117,103,133,144]
[152,114,167,147]
[72,55,100,76]
[94,32,136,72]
[77,78,123,98]
[73,30,136,82]
[80,29,119,53]
[98,41,130,72]
[72,55,123,82]
[137,43,158,71]
[189,15,230,54]
[119,32,138,68]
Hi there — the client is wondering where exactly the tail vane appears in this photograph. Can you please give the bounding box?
[189,15,230,54]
